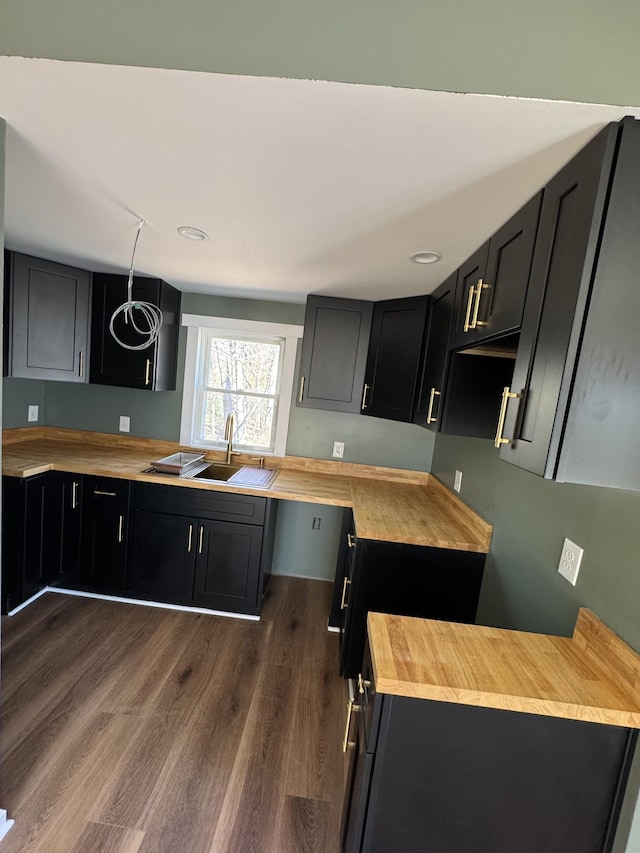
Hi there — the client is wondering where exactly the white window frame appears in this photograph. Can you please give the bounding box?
[180,314,303,457]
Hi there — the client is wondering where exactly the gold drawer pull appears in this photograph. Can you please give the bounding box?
[361,383,370,410]
[494,386,520,448]
[342,698,360,752]
[471,279,490,329]
[298,375,305,402]
[347,533,356,548]
[340,577,351,609]
[94,490,117,497]
[145,358,152,386]
[187,524,194,553]
[72,481,79,509]
[198,525,204,554]
[463,283,476,332]
[426,387,441,424]
[358,673,371,694]
[117,515,124,543]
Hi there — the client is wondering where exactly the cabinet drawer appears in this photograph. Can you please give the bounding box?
[133,482,267,526]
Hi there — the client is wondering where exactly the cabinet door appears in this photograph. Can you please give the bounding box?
[56,473,83,588]
[24,473,64,597]
[10,253,91,382]
[128,511,197,603]
[499,122,620,477]
[80,477,130,591]
[90,274,180,391]
[413,275,456,431]
[362,296,428,422]
[297,296,373,413]
[193,520,263,614]
[341,706,374,853]
[449,242,489,349]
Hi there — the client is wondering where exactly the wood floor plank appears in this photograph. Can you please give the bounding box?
[0,591,67,651]
[69,822,145,853]
[280,795,340,853]
[208,663,301,853]
[264,577,337,668]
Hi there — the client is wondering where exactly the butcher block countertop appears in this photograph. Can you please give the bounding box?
[2,428,492,553]
[368,608,640,727]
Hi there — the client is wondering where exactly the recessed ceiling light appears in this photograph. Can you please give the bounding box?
[177,226,209,241]
[410,250,442,264]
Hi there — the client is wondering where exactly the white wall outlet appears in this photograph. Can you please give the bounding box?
[558,537,583,586]
[28,405,39,422]
[454,470,463,493]
[119,415,131,433]
[333,441,345,459]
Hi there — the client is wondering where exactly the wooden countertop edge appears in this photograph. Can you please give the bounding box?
[368,610,640,727]
[372,678,640,728]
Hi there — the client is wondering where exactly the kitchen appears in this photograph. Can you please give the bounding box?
[2,3,640,851]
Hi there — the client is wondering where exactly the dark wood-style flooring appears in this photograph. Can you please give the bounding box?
[0,577,348,852]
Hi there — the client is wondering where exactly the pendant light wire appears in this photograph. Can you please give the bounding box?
[109,219,164,351]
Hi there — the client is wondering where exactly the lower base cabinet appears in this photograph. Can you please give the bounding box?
[127,482,278,615]
[342,646,636,853]
[80,476,131,593]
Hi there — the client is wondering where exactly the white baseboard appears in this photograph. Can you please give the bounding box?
[0,809,14,842]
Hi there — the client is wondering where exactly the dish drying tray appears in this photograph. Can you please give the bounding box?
[151,452,206,475]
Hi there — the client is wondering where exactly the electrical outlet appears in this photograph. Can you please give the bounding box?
[454,470,463,493]
[119,415,131,433]
[333,441,345,459]
[28,405,39,422]
[558,537,583,586]
[312,517,321,530]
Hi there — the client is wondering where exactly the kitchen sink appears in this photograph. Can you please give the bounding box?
[184,462,243,482]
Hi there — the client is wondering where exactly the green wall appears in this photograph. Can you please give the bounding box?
[431,433,640,851]
[3,0,640,106]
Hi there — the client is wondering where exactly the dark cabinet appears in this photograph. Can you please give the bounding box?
[193,519,263,613]
[297,296,373,413]
[412,275,456,431]
[128,510,197,603]
[80,476,130,592]
[90,273,181,391]
[361,296,428,422]
[8,252,91,382]
[338,537,484,678]
[449,193,542,349]
[499,117,640,490]
[343,642,636,853]
[1,472,79,613]
[128,482,278,615]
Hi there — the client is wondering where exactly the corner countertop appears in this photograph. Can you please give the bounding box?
[368,608,640,728]
[2,427,492,553]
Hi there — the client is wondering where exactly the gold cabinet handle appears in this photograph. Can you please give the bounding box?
[361,383,370,410]
[471,279,490,329]
[340,576,351,609]
[358,673,371,694]
[342,698,360,752]
[347,533,356,548]
[72,481,79,509]
[198,525,204,554]
[117,514,124,543]
[187,524,193,553]
[426,387,441,424]
[94,490,117,497]
[494,385,521,448]
[145,359,152,386]
[78,351,84,378]
[463,283,476,332]
[298,375,305,402]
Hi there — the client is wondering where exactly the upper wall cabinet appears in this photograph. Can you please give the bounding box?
[8,252,92,382]
[90,273,181,391]
[449,193,542,350]
[297,296,373,413]
[413,276,456,431]
[498,117,640,491]
[362,296,429,422]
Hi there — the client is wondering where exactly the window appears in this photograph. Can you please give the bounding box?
[180,315,303,456]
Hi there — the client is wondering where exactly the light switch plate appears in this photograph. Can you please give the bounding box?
[558,537,583,586]
[454,470,463,493]
[119,415,131,433]
[333,441,345,459]
[28,405,39,422]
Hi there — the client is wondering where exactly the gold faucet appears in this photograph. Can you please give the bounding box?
[224,413,240,464]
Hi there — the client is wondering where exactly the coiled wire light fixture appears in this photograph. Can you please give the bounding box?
[109,219,163,350]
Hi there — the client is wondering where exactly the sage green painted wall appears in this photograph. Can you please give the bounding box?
[272,502,344,581]
[3,0,640,106]
[3,378,45,428]
[430,433,640,852]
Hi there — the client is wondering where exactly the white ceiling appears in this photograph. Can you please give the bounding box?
[1,56,637,304]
